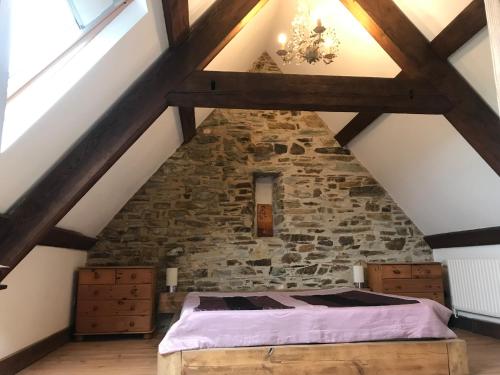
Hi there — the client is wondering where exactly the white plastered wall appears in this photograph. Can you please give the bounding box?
[0,247,87,360]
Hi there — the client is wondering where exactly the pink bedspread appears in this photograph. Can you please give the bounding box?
[158,288,456,354]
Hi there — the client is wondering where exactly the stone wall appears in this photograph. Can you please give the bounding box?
[88,53,432,291]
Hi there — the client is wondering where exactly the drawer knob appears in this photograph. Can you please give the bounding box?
[130,305,136,311]
[129,321,135,327]
[393,269,401,274]
[131,273,137,280]
[130,288,138,295]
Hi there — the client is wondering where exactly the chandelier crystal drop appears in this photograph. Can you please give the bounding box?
[276,2,340,65]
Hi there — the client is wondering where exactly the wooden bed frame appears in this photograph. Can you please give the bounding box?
[158,338,468,374]
[157,294,469,374]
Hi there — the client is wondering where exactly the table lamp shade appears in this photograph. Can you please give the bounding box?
[166,268,178,287]
[353,265,365,284]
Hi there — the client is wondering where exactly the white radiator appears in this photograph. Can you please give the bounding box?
[447,259,500,323]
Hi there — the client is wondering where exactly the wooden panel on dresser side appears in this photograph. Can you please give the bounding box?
[366,264,384,291]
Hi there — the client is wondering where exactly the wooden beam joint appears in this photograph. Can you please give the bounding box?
[335,0,490,148]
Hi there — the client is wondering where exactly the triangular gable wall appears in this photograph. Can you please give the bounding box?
[89,53,432,290]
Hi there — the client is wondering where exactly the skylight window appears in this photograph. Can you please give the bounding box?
[1,0,142,152]
[7,0,124,97]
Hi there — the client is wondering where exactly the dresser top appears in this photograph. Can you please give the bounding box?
[367,262,441,265]
[79,266,156,269]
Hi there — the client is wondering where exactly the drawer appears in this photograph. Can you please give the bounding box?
[381,265,412,279]
[412,264,442,279]
[79,269,115,285]
[75,315,152,334]
[77,300,152,316]
[382,278,443,293]
[78,284,153,300]
[116,268,153,284]
[396,292,445,305]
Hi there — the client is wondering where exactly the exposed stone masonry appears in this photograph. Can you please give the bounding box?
[88,52,432,291]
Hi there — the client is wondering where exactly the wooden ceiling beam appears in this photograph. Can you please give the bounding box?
[0,214,96,252]
[167,71,452,113]
[162,0,197,143]
[0,0,268,281]
[335,0,488,147]
[431,0,487,60]
[163,0,189,47]
[424,226,500,248]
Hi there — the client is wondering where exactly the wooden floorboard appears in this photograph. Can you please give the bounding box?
[19,329,499,374]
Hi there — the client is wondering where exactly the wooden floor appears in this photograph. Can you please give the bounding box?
[19,329,499,374]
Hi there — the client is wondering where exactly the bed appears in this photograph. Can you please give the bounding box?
[158,288,468,374]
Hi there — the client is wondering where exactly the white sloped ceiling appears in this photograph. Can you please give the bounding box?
[2,0,499,238]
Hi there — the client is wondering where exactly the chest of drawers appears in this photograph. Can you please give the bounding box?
[75,266,156,339]
[367,262,444,305]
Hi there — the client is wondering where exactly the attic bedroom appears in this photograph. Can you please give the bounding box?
[0,0,499,374]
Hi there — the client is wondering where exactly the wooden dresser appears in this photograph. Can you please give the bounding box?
[367,262,444,305]
[75,266,156,339]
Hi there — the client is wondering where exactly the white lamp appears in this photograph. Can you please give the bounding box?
[353,264,365,289]
[166,268,178,293]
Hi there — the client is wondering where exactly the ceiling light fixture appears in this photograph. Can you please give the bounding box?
[276,2,340,65]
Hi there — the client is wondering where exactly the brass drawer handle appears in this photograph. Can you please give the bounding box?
[393,269,401,274]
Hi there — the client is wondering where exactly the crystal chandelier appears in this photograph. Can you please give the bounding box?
[276,2,340,65]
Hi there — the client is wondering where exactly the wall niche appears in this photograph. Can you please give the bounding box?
[253,172,282,238]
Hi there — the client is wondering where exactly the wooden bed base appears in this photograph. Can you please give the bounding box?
[158,338,468,375]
